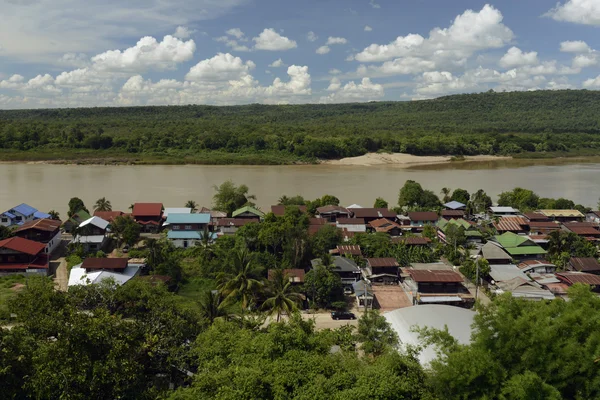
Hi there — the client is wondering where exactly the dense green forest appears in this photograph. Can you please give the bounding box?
[1,90,600,164]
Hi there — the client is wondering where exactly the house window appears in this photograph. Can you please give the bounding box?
[15,216,22,221]
[184,225,192,230]
[1,218,7,223]
[172,225,180,230]
[183,240,188,248]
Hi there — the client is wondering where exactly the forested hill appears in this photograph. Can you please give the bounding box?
[1,89,600,164]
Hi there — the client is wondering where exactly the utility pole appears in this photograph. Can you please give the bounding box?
[475,256,480,304]
[363,278,371,316]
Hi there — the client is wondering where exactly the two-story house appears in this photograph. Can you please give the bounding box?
[71,216,110,252]
[0,237,48,275]
[165,213,215,248]
[1,203,44,227]
[132,203,164,232]
[13,219,62,255]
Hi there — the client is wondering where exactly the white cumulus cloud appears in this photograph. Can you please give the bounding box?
[269,58,285,67]
[307,31,318,42]
[321,78,384,103]
[173,26,196,39]
[185,53,255,82]
[369,0,381,9]
[253,28,297,51]
[499,47,539,68]
[316,46,330,55]
[326,37,348,45]
[364,25,373,32]
[583,75,600,88]
[226,28,246,39]
[545,0,600,26]
[560,40,591,53]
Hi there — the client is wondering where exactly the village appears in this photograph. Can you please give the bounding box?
[1,181,599,325]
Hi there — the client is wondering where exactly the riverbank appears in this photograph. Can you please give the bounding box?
[322,153,511,167]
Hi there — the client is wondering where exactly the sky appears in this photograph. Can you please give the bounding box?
[1,0,600,108]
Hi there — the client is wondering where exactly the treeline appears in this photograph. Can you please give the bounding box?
[1,90,600,162]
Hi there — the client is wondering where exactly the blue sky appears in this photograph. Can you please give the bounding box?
[1,0,599,108]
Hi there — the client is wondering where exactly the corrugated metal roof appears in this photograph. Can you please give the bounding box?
[81,258,128,270]
[523,212,549,221]
[33,211,51,219]
[271,205,307,216]
[132,203,163,217]
[569,257,600,272]
[408,269,463,283]
[556,272,600,286]
[539,209,585,218]
[407,212,438,221]
[489,264,530,283]
[351,208,396,219]
[14,218,61,233]
[0,237,46,256]
[565,226,600,236]
[316,205,350,214]
[481,242,512,261]
[167,231,202,240]
[493,216,528,232]
[443,201,466,210]
[93,211,124,222]
[71,235,106,244]
[367,258,399,267]
[162,208,191,218]
[441,210,465,217]
[528,221,560,229]
[79,216,109,230]
[10,203,38,217]
[490,206,518,213]
[232,206,264,218]
[369,218,399,228]
[336,245,362,256]
[166,213,211,224]
[337,218,365,225]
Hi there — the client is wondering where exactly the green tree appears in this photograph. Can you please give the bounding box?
[0,225,13,240]
[278,195,306,206]
[546,230,597,268]
[373,197,388,208]
[68,197,89,218]
[185,200,198,212]
[262,269,303,322]
[460,257,491,282]
[310,224,342,257]
[398,180,424,209]
[198,289,230,325]
[356,310,398,357]
[111,215,141,246]
[93,197,112,212]
[450,188,470,204]
[47,210,60,220]
[497,188,539,211]
[304,262,344,308]
[212,180,256,217]
[470,189,492,214]
[320,194,340,206]
[440,187,451,203]
[217,249,263,313]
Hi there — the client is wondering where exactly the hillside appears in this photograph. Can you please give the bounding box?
[1,90,600,164]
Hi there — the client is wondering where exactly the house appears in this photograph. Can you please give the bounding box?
[232,206,264,220]
[407,212,439,228]
[350,208,396,223]
[132,203,164,232]
[586,211,600,224]
[271,205,307,216]
[441,209,465,219]
[316,205,351,222]
[562,223,600,241]
[68,257,141,287]
[63,209,92,233]
[0,237,48,275]
[308,219,329,235]
[13,219,62,255]
[93,210,125,223]
[368,218,402,236]
[165,213,214,248]
[490,232,547,261]
[71,216,110,252]
[267,269,305,285]
[568,257,600,274]
[443,201,466,210]
[336,218,366,233]
[480,242,513,265]
[162,208,192,219]
[493,216,529,234]
[556,272,600,291]
[493,276,555,300]
[365,258,400,284]
[352,280,374,308]
[311,256,361,285]
[523,212,550,222]
[437,218,483,243]
[214,218,255,235]
[489,264,531,285]
[539,209,585,223]
[0,203,39,227]
[405,268,473,307]
[335,245,362,257]
[489,206,519,216]
[391,236,432,247]
[528,221,561,235]
[518,260,557,274]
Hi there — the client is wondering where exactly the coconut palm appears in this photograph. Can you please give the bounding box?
[48,210,60,221]
[217,249,263,314]
[198,289,230,324]
[94,197,112,212]
[262,269,303,322]
[185,200,197,212]
[441,188,451,203]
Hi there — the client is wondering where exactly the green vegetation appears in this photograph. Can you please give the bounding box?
[2,90,600,164]
[0,274,25,320]
[498,187,591,213]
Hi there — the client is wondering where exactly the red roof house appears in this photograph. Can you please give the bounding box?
[0,237,48,273]
[132,203,163,232]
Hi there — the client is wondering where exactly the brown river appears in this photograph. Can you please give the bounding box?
[1,159,599,217]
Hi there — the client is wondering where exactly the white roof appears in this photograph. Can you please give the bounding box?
[71,235,106,244]
[79,216,109,230]
[489,264,530,283]
[346,204,363,209]
[163,208,192,218]
[68,265,140,287]
[384,305,475,365]
[490,206,518,213]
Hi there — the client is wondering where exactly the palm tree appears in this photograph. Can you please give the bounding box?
[262,269,303,322]
[48,210,60,221]
[217,249,263,315]
[185,200,197,212]
[198,290,230,324]
[94,197,112,212]
[441,188,451,203]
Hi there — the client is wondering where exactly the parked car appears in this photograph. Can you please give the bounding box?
[343,287,354,295]
[122,245,129,253]
[331,311,356,320]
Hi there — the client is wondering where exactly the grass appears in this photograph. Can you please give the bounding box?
[0,274,26,321]
[173,277,216,312]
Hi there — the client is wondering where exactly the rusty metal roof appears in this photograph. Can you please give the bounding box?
[14,218,61,233]
[336,245,362,256]
[523,212,550,221]
[407,212,438,222]
[528,221,561,229]
[556,272,600,286]
[408,269,463,283]
[316,205,349,214]
[132,203,163,217]
[93,211,124,222]
[493,216,528,232]
[81,257,129,270]
[565,226,600,236]
[367,258,399,267]
[0,237,46,256]
[569,257,600,272]
[368,218,399,228]
[441,210,465,217]
[351,208,396,219]
[337,218,365,225]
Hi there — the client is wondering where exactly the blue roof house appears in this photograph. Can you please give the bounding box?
[164,213,214,248]
[1,203,40,227]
